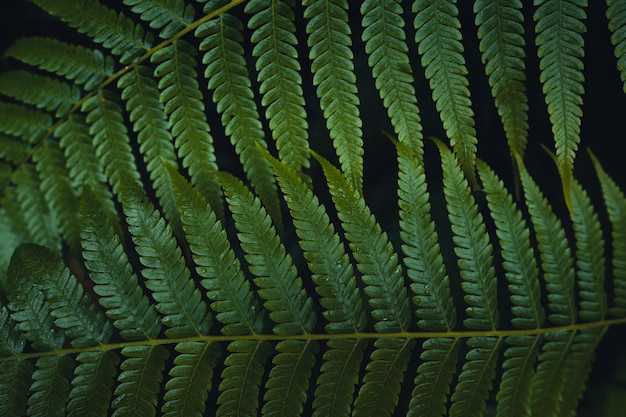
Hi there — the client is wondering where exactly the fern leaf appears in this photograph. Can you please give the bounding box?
[196,13,281,226]
[590,151,626,317]
[124,0,195,39]
[477,160,544,329]
[120,179,212,338]
[314,151,410,333]
[3,37,114,90]
[529,330,577,417]
[436,140,497,330]
[557,328,605,417]
[396,140,455,332]
[113,345,168,417]
[218,340,273,417]
[33,140,82,256]
[474,0,528,156]
[517,156,576,325]
[0,102,51,144]
[0,134,30,164]
[450,336,503,417]
[263,340,318,417]
[495,335,542,417]
[534,0,586,204]
[353,337,414,417]
[362,0,423,155]
[54,114,119,229]
[82,89,141,196]
[0,70,80,117]
[220,172,316,335]
[408,337,461,417]
[167,167,265,335]
[303,0,364,191]
[607,0,626,91]
[245,0,310,174]
[11,244,112,348]
[263,148,366,333]
[30,0,153,64]
[68,351,120,417]
[162,341,221,417]
[313,339,367,417]
[151,40,222,217]
[413,1,477,184]
[28,355,74,417]
[0,196,30,273]
[118,65,181,229]
[13,163,62,252]
[80,187,162,341]
[569,178,607,321]
[0,359,33,417]
[168,167,272,417]
[222,171,318,416]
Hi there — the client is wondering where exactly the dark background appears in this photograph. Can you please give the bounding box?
[1,1,625,415]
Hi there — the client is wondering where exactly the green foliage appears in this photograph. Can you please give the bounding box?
[1,1,625,416]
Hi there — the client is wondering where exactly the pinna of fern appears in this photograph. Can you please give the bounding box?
[0,1,626,417]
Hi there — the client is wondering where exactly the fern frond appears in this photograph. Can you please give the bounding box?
[123,0,195,39]
[534,0,586,204]
[396,140,455,332]
[0,102,51,144]
[530,330,577,417]
[477,160,544,329]
[30,0,153,64]
[590,151,626,317]
[313,339,367,417]
[362,0,423,155]
[120,179,212,338]
[245,0,310,175]
[151,39,222,217]
[607,0,626,91]
[28,355,74,417]
[0,357,33,417]
[167,166,265,335]
[118,65,181,229]
[33,140,82,256]
[303,0,363,191]
[263,148,366,333]
[82,89,141,196]
[218,340,273,417]
[13,163,62,252]
[314,151,409,333]
[474,0,528,157]
[54,114,119,229]
[477,160,544,417]
[450,336,503,417]
[113,345,168,417]
[220,172,316,335]
[79,187,162,341]
[570,179,607,321]
[263,339,318,417]
[10,244,112,348]
[162,341,221,417]
[353,337,414,417]
[196,13,281,225]
[0,135,30,164]
[517,156,576,325]
[0,70,80,117]
[436,140,497,331]
[495,335,542,417]
[67,351,119,417]
[3,37,114,91]
[0,195,30,268]
[6,256,64,351]
[413,1,477,184]
[408,337,461,417]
